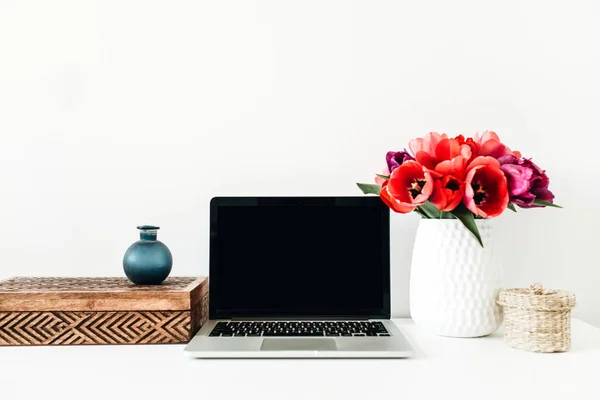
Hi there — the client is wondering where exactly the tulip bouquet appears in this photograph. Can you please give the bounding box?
[357,131,559,246]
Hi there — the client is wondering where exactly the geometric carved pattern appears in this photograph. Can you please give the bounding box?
[0,277,197,293]
[0,305,205,346]
[0,276,208,346]
[193,293,210,337]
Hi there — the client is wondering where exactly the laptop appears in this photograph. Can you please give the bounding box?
[185,196,413,358]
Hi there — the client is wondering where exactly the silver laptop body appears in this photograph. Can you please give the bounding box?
[185,197,413,359]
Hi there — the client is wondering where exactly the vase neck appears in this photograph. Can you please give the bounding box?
[137,225,160,241]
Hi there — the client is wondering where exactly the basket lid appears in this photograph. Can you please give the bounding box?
[497,283,576,311]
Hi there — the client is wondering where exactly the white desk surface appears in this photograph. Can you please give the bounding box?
[1,318,598,400]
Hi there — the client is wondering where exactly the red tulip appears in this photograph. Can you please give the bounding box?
[430,175,465,212]
[409,133,472,179]
[463,157,509,218]
[454,135,479,164]
[380,182,412,213]
[381,161,433,213]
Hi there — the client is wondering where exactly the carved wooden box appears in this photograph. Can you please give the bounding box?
[0,276,208,346]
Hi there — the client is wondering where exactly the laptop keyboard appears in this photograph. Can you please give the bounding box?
[209,321,390,337]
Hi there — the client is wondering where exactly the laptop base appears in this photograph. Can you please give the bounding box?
[185,319,413,359]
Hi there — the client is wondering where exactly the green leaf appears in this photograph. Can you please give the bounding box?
[439,211,455,219]
[450,203,484,247]
[417,201,439,219]
[375,174,390,181]
[507,203,517,212]
[413,208,427,218]
[532,199,563,208]
[356,183,382,195]
[415,202,455,219]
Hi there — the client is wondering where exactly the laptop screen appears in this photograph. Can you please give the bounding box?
[209,197,390,319]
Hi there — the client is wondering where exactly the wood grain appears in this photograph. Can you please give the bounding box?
[0,277,208,311]
[0,276,208,345]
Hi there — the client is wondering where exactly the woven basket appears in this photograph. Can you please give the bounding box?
[497,283,576,353]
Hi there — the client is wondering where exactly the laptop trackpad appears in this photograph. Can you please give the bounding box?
[261,339,337,351]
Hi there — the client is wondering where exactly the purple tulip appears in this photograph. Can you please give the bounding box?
[498,155,555,208]
[386,150,414,173]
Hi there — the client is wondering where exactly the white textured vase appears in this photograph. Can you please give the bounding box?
[409,219,503,337]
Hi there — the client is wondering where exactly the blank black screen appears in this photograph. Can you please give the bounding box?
[210,198,390,318]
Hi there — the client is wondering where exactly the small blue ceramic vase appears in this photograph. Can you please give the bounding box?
[123,225,173,285]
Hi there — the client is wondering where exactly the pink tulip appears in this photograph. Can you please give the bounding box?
[473,130,521,159]
[498,155,555,208]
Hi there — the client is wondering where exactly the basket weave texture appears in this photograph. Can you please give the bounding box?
[497,283,576,353]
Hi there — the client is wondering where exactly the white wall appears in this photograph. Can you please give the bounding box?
[1,1,599,325]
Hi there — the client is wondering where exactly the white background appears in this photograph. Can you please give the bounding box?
[1,1,598,325]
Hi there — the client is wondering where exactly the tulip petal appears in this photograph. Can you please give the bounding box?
[414,151,438,170]
[464,163,508,218]
[446,189,463,211]
[408,138,423,156]
[500,164,533,196]
[513,194,536,207]
[532,187,554,203]
[497,154,516,165]
[429,180,445,210]
[414,169,434,203]
[387,161,422,201]
[460,144,472,161]
[380,185,416,213]
[463,167,480,215]
[479,130,501,144]
[422,132,444,155]
[387,161,432,207]
[430,176,464,212]
[447,178,465,211]
[435,138,461,161]
[435,156,465,177]
[467,156,500,170]
[479,139,507,158]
